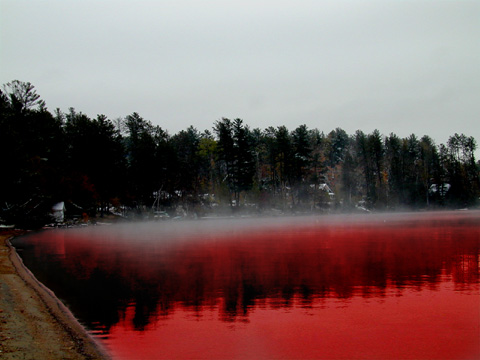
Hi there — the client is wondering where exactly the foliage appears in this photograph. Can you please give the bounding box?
[1,80,479,226]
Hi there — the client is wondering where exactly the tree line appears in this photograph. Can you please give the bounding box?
[1,80,479,226]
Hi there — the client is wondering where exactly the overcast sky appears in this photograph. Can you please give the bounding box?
[1,0,479,147]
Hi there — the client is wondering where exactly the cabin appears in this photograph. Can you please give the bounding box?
[51,202,66,223]
[429,183,451,197]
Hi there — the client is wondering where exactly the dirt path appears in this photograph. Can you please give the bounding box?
[0,231,110,360]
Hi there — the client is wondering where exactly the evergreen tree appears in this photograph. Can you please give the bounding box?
[291,124,312,206]
[214,118,235,205]
[0,81,63,225]
[124,112,169,208]
[232,118,256,205]
[171,126,202,209]
[214,118,255,207]
[63,110,125,214]
[445,134,479,206]
[2,79,480,223]
[2,80,46,114]
[325,128,349,167]
[402,134,421,206]
[354,131,375,208]
[261,126,279,198]
[385,133,403,208]
[418,136,439,207]
[197,131,218,204]
[341,150,356,209]
[367,130,385,207]
[274,126,294,208]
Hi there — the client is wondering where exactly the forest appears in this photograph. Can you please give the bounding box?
[1,81,479,227]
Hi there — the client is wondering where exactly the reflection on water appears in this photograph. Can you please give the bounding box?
[14,212,480,359]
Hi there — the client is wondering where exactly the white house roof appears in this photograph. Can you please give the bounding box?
[52,202,65,211]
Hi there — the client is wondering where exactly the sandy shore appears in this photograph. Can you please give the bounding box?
[0,231,110,360]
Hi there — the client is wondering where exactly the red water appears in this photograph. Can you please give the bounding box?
[15,211,480,359]
[108,283,478,360]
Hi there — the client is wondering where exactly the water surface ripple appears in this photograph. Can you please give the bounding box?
[14,211,480,359]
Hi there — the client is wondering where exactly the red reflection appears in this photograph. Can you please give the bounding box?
[108,283,480,360]
[16,211,480,359]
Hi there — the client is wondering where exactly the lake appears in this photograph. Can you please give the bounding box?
[13,211,480,359]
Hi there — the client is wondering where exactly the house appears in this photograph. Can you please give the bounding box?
[429,183,451,197]
[51,202,66,223]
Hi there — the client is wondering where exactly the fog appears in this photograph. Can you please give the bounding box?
[55,210,479,245]
[14,210,479,359]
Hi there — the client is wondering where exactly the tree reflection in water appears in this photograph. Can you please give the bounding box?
[14,211,480,359]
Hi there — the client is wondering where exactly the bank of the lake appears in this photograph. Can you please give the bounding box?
[0,230,109,360]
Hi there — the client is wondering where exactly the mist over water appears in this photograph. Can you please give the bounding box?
[13,211,480,359]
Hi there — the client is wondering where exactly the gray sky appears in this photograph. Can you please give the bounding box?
[1,0,479,147]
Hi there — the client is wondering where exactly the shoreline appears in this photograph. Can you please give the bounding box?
[0,231,110,360]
